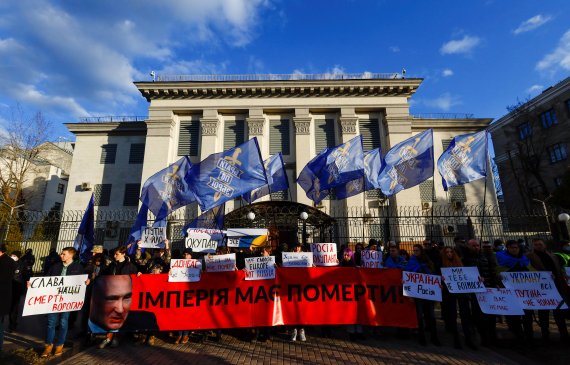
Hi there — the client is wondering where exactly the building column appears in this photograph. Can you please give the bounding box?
[200,109,220,159]
[294,108,312,206]
[141,109,178,184]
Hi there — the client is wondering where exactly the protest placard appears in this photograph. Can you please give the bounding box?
[500,271,568,310]
[282,252,313,267]
[185,228,225,253]
[310,243,338,266]
[360,250,383,268]
[402,271,442,301]
[140,226,167,248]
[441,267,486,293]
[23,275,88,316]
[204,253,236,272]
[244,256,276,280]
[169,259,203,282]
[475,288,525,315]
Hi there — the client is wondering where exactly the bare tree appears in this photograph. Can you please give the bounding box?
[0,106,52,246]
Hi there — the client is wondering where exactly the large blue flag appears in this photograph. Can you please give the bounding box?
[244,153,289,203]
[187,138,268,212]
[438,130,488,191]
[73,194,95,263]
[378,129,434,196]
[182,203,226,233]
[140,156,196,220]
[297,135,364,203]
[334,148,383,199]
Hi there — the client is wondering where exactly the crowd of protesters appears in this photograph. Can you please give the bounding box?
[0,235,569,359]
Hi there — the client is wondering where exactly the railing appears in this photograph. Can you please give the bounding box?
[152,72,404,82]
[77,116,147,123]
[413,113,476,119]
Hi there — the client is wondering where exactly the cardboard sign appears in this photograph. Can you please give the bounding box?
[140,226,167,248]
[310,243,338,266]
[441,267,486,293]
[361,250,383,269]
[23,275,88,316]
[282,252,313,268]
[185,228,225,253]
[169,259,203,282]
[225,228,268,248]
[244,256,276,280]
[402,271,442,301]
[475,288,525,315]
[204,253,236,272]
[500,271,568,310]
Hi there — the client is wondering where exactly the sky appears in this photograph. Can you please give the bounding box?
[0,0,569,141]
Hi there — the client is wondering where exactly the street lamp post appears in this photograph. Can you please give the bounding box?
[558,213,570,241]
[2,202,25,244]
[532,198,552,234]
[300,212,308,247]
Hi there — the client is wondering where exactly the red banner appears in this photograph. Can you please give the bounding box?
[89,268,417,333]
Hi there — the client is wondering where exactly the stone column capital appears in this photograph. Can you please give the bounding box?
[200,117,219,136]
[246,117,265,135]
[293,116,311,135]
[339,116,358,134]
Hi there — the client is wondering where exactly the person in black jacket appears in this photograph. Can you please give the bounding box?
[40,247,87,358]
[0,244,16,356]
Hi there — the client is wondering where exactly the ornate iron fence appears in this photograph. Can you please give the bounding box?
[0,204,552,272]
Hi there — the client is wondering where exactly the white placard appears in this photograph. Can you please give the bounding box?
[185,228,225,253]
[168,259,202,282]
[244,256,276,280]
[140,226,167,248]
[311,243,338,266]
[23,275,88,316]
[402,271,442,301]
[225,228,269,248]
[500,271,568,310]
[282,252,313,268]
[204,253,236,272]
[441,267,486,293]
[361,250,383,268]
[475,288,525,315]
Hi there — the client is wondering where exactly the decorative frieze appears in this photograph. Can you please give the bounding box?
[293,117,311,135]
[200,118,219,136]
[246,118,265,135]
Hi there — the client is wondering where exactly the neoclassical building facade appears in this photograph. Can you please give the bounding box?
[64,73,497,246]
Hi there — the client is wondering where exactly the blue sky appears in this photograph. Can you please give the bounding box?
[0,0,569,140]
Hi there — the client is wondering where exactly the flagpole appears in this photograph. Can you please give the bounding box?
[479,137,490,242]
[430,177,436,243]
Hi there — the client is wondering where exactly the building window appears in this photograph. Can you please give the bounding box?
[548,143,567,163]
[57,183,65,194]
[129,144,145,164]
[100,144,117,164]
[178,120,200,156]
[314,119,336,152]
[269,119,290,155]
[540,109,557,129]
[518,122,532,140]
[359,119,381,151]
[224,120,245,150]
[420,180,436,202]
[366,189,381,199]
[123,184,141,206]
[449,185,466,202]
[53,202,62,211]
[94,184,112,206]
[442,139,452,151]
[554,176,563,187]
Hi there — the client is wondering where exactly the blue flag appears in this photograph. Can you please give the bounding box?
[378,129,434,196]
[127,203,149,256]
[182,203,226,233]
[334,148,383,199]
[297,135,364,203]
[297,149,331,204]
[244,153,289,203]
[187,138,268,212]
[140,156,196,220]
[73,194,95,263]
[438,130,488,191]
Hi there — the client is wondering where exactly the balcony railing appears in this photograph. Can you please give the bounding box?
[77,116,147,123]
[413,113,475,119]
[152,72,404,82]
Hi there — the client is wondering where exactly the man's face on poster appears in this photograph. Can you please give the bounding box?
[90,275,132,331]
